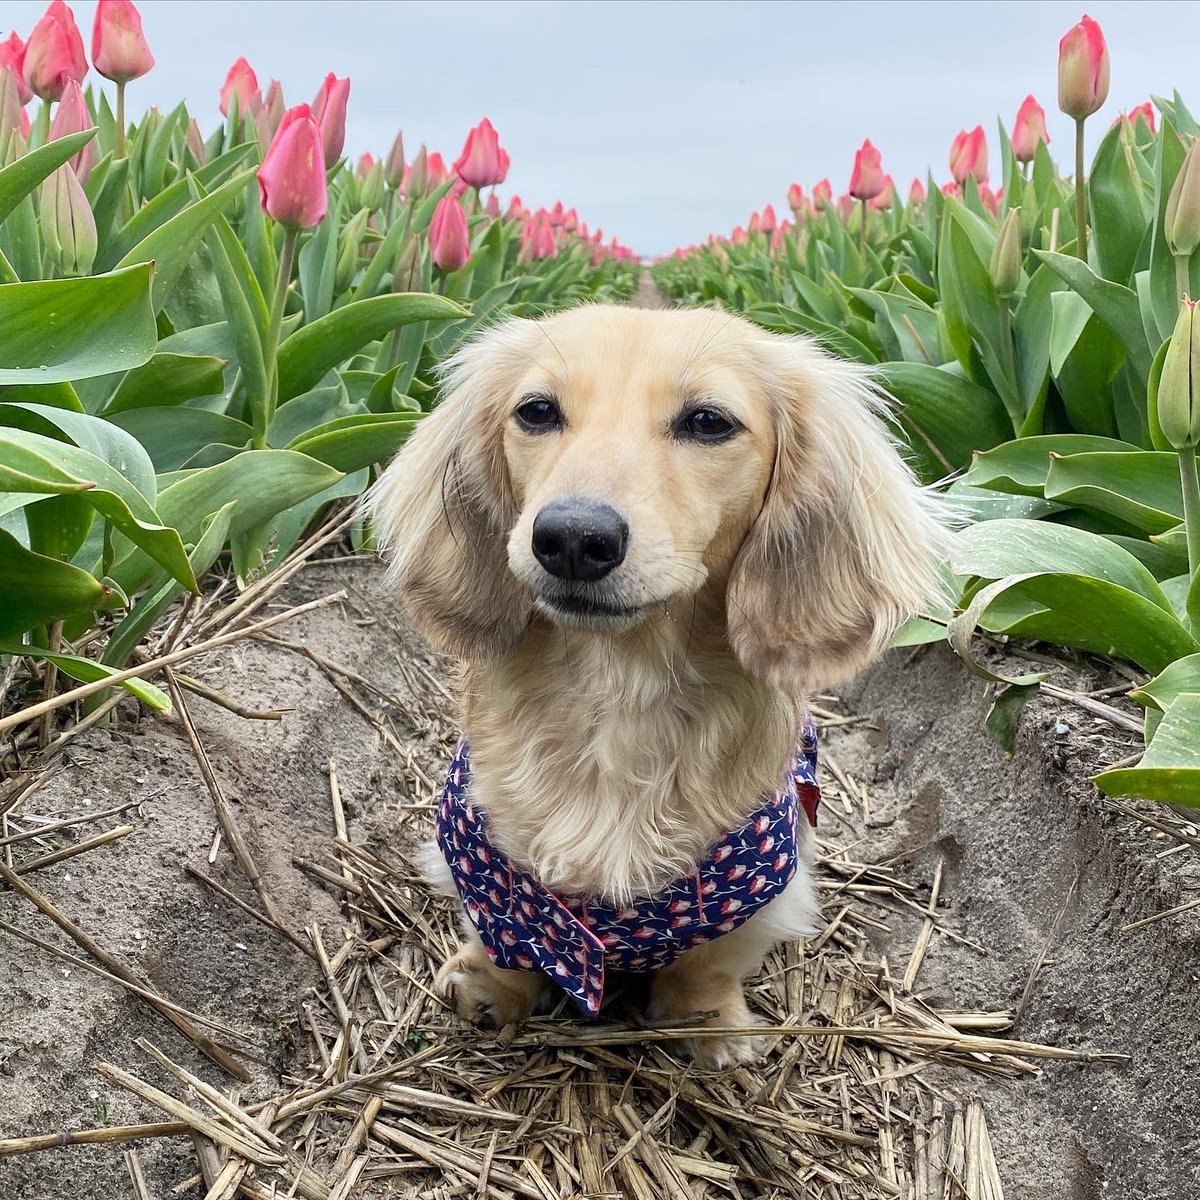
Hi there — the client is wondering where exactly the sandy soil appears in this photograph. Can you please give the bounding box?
[2,559,1198,1198]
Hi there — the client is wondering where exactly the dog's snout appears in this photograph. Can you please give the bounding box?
[531,499,628,583]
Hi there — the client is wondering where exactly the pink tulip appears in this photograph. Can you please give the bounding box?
[949,126,988,184]
[311,72,349,168]
[849,139,885,200]
[978,184,1002,218]
[941,181,961,198]
[91,1,152,84]
[1011,95,1049,163]
[355,151,374,180]
[731,225,747,244]
[453,117,507,188]
[506,193,524,219]
[868,175,895,210]
[748,211,761,234]
[1128,101,1156,133]
[908,178,926,205]
[786,182,807,217]
[0,32,32,104]
[429,192,471,271]
[528,213,556,259]
[812,179,832,210]
[426,151,448,189]
[257,103,327,229]
[836,194,854,221]
[484,191,500,218]
[48,78,93,181]
[219,56,259,118]
[1058,14,1109,121]
[22,1,87,102]
[760,203,778,233]
[406,144,429,197]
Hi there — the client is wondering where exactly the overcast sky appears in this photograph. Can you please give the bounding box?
[9,1,1200,253]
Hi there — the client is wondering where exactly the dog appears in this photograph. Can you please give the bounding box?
[369,304,947,1067]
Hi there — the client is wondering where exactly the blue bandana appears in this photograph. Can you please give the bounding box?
[436,720,820,1016]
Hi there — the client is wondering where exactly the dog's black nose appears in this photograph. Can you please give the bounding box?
[532,499,628,582]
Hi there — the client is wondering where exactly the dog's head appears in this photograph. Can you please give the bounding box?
[369,305,948,694]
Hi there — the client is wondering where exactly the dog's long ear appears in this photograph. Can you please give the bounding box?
[727,335,950,696]
[367,318,537,659]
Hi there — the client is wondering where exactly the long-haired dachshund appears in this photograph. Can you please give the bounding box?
[370,304,947,1067]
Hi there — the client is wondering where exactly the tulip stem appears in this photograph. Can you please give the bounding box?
[1074,118,1088,262]
[859,198,868,255]
[1176,255,1191,305]
[257,226,300,449]
[115,82,126,159]
[36,100,50,149]
[1180,445,1200,595]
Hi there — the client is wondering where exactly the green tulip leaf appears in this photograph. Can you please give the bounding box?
[0,129,97,226]
[287,412,424,472]
[1095,692,1200,805]
[102,353,228,414]
[276,292,468,401]
[1043,451,1183,534]
[0,531,111,639]
[963,435,1140,496]
[106,408,253,472]
[0,265,157,385]
[0,638,171,712]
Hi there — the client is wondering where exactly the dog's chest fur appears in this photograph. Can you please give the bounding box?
[460,619,798,901]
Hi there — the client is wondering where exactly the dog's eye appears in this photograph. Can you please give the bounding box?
[676,407,740,443]
[514,396,563,432]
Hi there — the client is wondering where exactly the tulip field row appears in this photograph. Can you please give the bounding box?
[657,15,1199,803]
[1,5,1197,806]
[0,3,637,739]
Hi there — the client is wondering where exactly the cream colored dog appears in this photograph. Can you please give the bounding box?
[370,304,947,1067]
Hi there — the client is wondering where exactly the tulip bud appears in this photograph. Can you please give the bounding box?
[40,162,96,275]
[406,144,429,197]
[1127,101,1156,134]
[392,234,422,293]
[48,78,93,183]
[256,104,327,230]
[1058,15,1109,121]
[848,139,885,200]
[0,33,32,105]
[1158,298,1200,449]
[311,72,349,168]
[219,56,259,118]
[334,207,369,294]
[907,177,926,206]
[786,182,804,214]
[91,1,153,84]
[484,191,500,218]
[1165,141,1200,261]
[357,157,384,211]
[426,151,448,189]
[812,179,832,210]
[760,203,778,233]
[22,1,88,102]
[949,126,988,185]
[384,129,405,189]
[453,117,507,188]
[1011,95,1050,163]
[254,78,284,146]
[868,175,895,211]
[989,208,1022,299]
[428,193,470,271]
[184,115,205,165]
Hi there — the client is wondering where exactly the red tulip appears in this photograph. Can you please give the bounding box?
[453,117,507,188]
[1127,101,1156,134]
[1011,95,1049,163]
[812,179,832,210]
[848,139,885,200]
[219,56,259,118]
[0,33,31,104]
[1058,14,1109,121]
[908,177,926,205]
[429,192,470,271]
[257,103,327,229]
[48,78,93,181]
[91,1,153,84]
[760,203,778,233]
[22,1,87,102]
[311,72,349,168]
[949,126,988,184]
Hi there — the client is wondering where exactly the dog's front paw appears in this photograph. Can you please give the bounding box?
[435,943,551,1030]
[647,970,763,1069]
